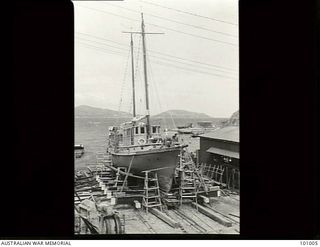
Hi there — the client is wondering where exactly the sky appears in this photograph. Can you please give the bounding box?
[74,0,238,118]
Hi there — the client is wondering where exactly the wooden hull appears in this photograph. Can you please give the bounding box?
[111,147,181,192]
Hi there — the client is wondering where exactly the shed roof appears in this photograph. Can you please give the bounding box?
[199,126,239,143]
[207,147,239,159]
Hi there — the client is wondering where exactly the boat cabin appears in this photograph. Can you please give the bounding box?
[108,121,162,148]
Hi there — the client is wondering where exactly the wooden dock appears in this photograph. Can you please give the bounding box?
[75,153,239,234]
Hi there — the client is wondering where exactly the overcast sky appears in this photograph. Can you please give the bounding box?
[74,0,238,118]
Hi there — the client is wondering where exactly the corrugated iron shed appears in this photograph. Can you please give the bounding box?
[199,126,239,143]
[206,147,239,159]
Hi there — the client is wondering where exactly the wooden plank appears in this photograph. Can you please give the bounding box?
[203,204,239,224]
[229,213,240,218]
[149,208,180,228]
[209,186,220,191]
[192,202,232,227]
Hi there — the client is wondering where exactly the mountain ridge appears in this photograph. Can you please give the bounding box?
[152,109,212,119]
[75,105,131,118]
[75,105,213,118]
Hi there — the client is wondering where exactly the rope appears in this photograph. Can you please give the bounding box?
[146,53,169,129]
[146,57,177,130]
[116,46,131,126]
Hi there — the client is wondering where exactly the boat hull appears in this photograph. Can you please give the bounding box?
[111,147,181,192]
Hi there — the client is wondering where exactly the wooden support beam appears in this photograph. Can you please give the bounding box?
[104,163,145,179]
[110,197,116,205]
[149,208,179,228]
[198,195,210,204]
[202,205,239,225]
[191,202,232,227]
[209,186,220,191]
[208,190,221,198]
[229,213,240,218]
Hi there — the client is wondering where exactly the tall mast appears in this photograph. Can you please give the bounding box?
[141,13,151,140]
[123,15,164,141]
[130,33,136,118]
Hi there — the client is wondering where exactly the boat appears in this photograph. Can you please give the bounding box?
[196,121,216,131]
[74,144,84,158]
[177,123,193,129]
[107,14,184,192]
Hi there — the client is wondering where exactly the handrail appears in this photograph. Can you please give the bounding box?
[118,143,163,149]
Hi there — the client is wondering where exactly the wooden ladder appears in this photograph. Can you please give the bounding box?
[142,171,163,214]
[179,169,198,210]
[114,167,128,190]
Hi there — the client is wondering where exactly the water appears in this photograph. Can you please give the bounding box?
[75,117,226,154]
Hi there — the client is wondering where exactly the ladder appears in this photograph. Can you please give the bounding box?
[141,171,163,214]
[181,155,208,193]
[114,167,128,190]
[179,169,198,210]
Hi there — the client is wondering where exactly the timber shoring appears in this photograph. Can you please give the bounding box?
[192,202,232,227]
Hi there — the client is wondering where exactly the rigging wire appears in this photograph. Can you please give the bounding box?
[76,31,238,72]
[76,41,127,56]
[77,39,238,80]
[141,0,238,26]
[76,4,237,47]
[149,59,238,80]
[76,35,238,76]
[116,46,131,126]
[76,36,130,53]
[103,2,238,38]
[146,53,174,130]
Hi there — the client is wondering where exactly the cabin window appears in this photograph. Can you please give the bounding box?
[140,127,145,134]
[135,127,139,134]
[152,126,157,133]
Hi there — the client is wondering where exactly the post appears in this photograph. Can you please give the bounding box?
[141,13,151,140]
[130,33,136,118]
[122,18,164,141]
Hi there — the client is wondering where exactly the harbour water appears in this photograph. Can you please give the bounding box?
[75,117,226,153]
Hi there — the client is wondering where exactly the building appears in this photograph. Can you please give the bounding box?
[197,126,239,190]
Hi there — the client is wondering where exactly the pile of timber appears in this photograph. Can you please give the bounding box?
[75,175,97,189]
[160,191,179,209]
[75,170,105,204]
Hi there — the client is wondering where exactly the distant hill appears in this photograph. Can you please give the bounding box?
[153,110,212,119]
[75,106,214,119]
[224,110,239,126]
[75,105,131,118]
